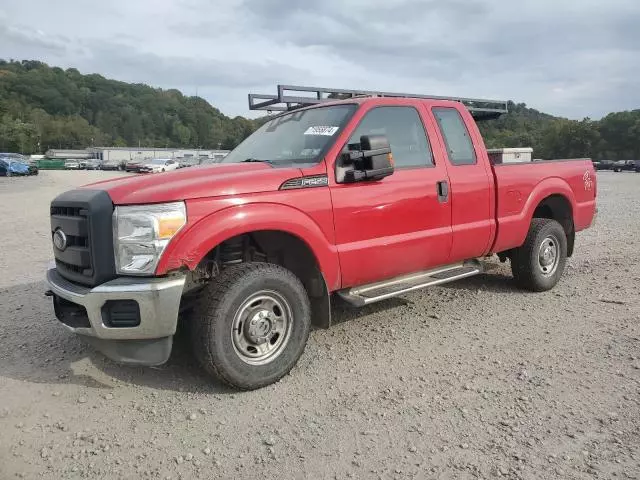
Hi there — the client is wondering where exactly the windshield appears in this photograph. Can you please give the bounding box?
[151,159,168,164]
[221,104,357,166]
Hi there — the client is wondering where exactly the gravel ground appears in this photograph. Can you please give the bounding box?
[0,170,638,480]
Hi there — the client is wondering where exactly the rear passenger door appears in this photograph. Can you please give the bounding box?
[431,107,494,262]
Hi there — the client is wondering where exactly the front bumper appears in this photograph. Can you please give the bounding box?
[46,264,185,365]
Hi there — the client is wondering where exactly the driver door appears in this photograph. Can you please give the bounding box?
[329,104,453,288]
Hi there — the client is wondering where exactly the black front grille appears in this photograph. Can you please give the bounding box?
[55,259,86,274]
[50,190,116,287]
[66,235,89,248]
[51,206,84,217]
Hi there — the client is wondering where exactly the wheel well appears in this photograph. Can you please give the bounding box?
[193,230,331,328]
[532,194,575,257]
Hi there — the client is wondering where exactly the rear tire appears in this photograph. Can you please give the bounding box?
[510,218,567,292]
[190,262,311,390]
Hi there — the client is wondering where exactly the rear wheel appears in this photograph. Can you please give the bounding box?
[510,218,567,292]
[190,262,311,390]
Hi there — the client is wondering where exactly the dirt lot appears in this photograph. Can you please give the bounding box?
[0,170,638,480]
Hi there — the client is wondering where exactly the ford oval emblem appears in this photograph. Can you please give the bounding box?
[53,229,68,251]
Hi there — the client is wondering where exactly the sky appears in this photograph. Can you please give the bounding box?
[1,0,639,120]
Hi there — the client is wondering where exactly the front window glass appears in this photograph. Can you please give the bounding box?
[347,106,433,167]
[220,104,357,167]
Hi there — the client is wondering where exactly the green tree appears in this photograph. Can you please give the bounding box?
[0,59,264,152]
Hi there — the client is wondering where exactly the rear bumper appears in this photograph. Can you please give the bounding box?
[46,264,185,365]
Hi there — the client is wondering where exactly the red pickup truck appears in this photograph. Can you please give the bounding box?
[46,85,597,390]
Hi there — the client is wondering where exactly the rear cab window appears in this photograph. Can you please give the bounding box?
[433,108,476,166]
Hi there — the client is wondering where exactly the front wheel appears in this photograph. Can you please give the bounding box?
[190,262,311,390]
[510,218,567,292]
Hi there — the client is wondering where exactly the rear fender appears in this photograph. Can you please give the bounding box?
[492,177,576,253]
[156,203,341,291]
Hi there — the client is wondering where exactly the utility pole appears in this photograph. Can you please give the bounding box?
[195,86,200,149]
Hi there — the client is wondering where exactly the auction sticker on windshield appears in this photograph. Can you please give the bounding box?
[304,126,340,136]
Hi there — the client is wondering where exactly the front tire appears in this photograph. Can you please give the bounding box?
[510,218,567,292]
[190,262,311,390]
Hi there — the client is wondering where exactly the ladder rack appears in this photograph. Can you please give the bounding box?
[248,84,508,119]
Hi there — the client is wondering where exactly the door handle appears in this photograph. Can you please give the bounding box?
[436,180,449,203]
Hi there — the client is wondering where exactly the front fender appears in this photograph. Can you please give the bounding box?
[156,203,342,290]
[492,176,576,253]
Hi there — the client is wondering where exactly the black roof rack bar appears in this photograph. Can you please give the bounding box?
[249,84,508,118]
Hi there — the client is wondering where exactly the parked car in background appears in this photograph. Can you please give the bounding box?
[100,162,121,171]
[612,160,640,172]
[80,159,100,170]
[139,158,179,173]
[593,159,615,171]
[0,158,30,176]
[64,160,80,170]
[0,158,10,176]
[0,153,39,176]
[177,160,196,169]
[125,160,144,172]
[26,161,39,175]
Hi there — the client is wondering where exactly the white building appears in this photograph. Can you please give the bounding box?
[86,147,230,165]
[45,149,92,159]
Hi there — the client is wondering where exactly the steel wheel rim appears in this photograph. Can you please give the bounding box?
[538,235,559,276]
[231,290,293,365]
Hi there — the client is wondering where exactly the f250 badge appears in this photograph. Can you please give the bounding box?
[583,170,593,191]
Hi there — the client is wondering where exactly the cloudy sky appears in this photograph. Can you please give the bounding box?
[1,0,639,119]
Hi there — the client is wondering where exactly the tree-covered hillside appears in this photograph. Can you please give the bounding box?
[0,60,256,153]
[479,101,640,160]
[0,59,639,160]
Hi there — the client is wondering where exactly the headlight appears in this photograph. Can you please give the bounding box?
[113,202,186,275]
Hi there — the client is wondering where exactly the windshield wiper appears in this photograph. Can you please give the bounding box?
[241,158,272,164]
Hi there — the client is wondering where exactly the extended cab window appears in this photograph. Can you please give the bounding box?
[433,108,476,165]
[347,107,433,168]
[221,105,356,167]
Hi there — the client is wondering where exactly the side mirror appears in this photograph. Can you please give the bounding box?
[342,134,394,183]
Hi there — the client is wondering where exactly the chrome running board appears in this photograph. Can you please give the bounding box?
[337,260,483,307]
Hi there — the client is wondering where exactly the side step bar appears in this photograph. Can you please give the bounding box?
[337,260,483,307]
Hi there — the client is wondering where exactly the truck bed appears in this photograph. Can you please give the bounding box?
[490,159,597,254]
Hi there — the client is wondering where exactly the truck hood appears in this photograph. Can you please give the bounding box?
[83,163,303,205]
